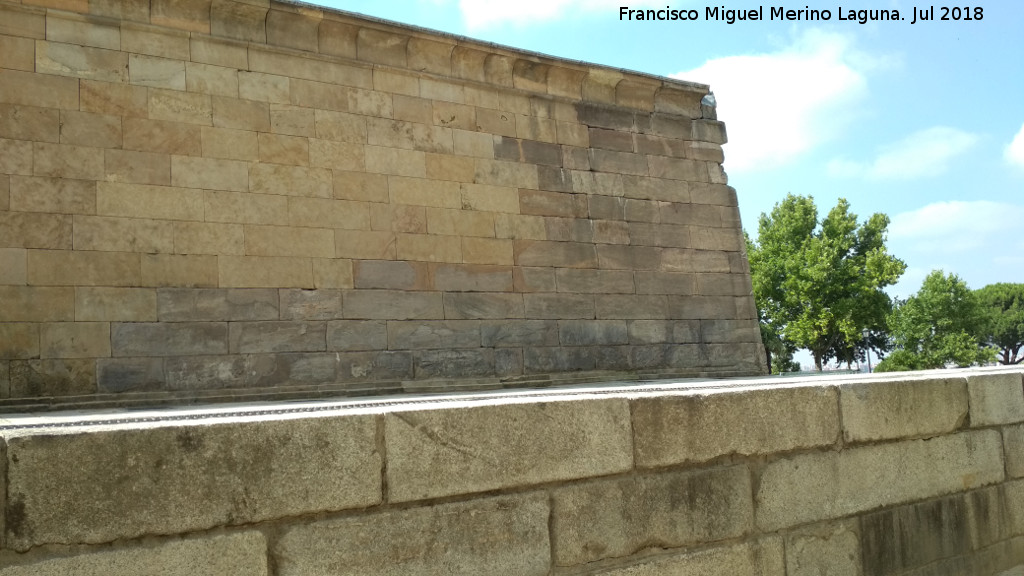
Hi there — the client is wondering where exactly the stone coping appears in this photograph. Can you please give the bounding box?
[3,364,1021,434]
[5,0,711,116]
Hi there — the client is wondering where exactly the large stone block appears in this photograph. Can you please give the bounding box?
[632,384,839,467]
[443,292,524,319]
[157,288,279,322]
[785,521,860,576]
[229,321,326,354]
[0,532,268,576]
[841,377,968,443]
[1007,424,1024,478]
[590,538,784,576]
[414,348,496,378]
[343,290,443,320]
[385,397,632,501]
[111,322,228,357]
[327,320,388,351]
[756,430,1005,531]
[39,322,110,359]
[860,492,973,575]
[388,320,480,349]
[969,372,1024,426]
[274,494,550,576]
[4,414,381,550]
[337,350,413,381]
[9,358,96,398]
[551,465,753,566]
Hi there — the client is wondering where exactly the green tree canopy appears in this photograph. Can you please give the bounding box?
[975,283,1024,365]
[747,194,905,371]
[876,270,995,371]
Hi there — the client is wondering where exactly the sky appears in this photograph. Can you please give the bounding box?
[309,0,1024,302]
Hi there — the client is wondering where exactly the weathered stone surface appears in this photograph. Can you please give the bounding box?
[337,350,413,381]
[558,320,629,346]
[551,465,753,566]
[756,430,1005,531]
[0,532,268,576]
[481,320,558,347]
[96,357,165,392]
[388,320,480,349]
[633,385,839,467]
[443,292,524,319]
[414,348,495,378]
[385,398,632,501]
[785,521,860,576]
[229,321,326,353]
[969,372,1024,426]
[840,378,968,443]
[111,322,228,356]
[591,538,784,576]
[274,494,550,576]
[9,359,96,398]
[523,294,595,319]
[279,288,343,320]
[4,415,381,549]
[861,492,973,575]
[343,290,443,320]
[157,288,279,321]
[1007,424,1024,478]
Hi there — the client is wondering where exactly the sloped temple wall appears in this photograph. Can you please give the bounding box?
[0,369,1022,573]
[0,0,763,408]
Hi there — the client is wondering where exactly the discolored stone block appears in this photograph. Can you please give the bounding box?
[589,538,783,576]
[279,289,343,320]
[111,322,228,357]
[327,320,387,351]
[385,397,632,501]
[969,372,1024,426]
[388,320,480,350]
[9,359,96,398]
[96,357,165,392]
[551,465,752,566]
[841,378,968,443]
[229,321,326,354]
[414,348,495,378]
[0,532,268,576]
[481,320,558,347]
[274,495,549,576]
[756,430,1005,531]
[4,414,382,550]
[443,292,524,319]
[633,385,839,468]
[337,350,413,381]
[524,294,594,320]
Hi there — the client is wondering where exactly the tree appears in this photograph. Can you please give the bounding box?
[747,194,905,371]
[974,283,1024,364]
[876,270,995,371]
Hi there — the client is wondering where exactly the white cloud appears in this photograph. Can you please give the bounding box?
[1007,122,1024,168]
[889,200,1024,253]
[457,0,663,29]
[671,30,877,172]
[827,126,979,180]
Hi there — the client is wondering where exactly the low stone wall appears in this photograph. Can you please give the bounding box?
[0,0,764,410]
[0,367,1022,574]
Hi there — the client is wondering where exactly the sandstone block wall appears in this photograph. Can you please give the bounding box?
[0,0,763,409]
[0,368,1022,574]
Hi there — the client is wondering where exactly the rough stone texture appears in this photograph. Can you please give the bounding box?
[0,0,760,405]
[591,538,784,576]
[0,532,268,576]
[1007,424,1024,478]
[274,494,550,576]
[551,465,753,566]
[841,377,968,443]
[632,385,839,467]
[756,429,1005,531]
[785,521,860,576]
[969,373,1024,427]
[385,398,632,501]
[4,415,381,550]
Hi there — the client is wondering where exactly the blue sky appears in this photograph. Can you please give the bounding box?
[311,0,1024,301]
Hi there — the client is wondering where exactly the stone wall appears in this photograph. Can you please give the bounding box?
[0,368,1022,573]
[0,0,763,409]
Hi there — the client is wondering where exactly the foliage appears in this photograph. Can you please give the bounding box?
[974,283,1024,364]
[747,194,905,371]
[875,270,995,371]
